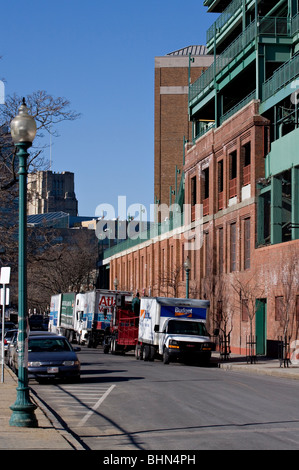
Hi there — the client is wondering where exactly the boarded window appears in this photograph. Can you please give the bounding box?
[191,176,197,206]
[218,227,224,274]
[229,151,237,198]
[230,223,237,272]
[230,151,237,180]
[218,160,224,210]
[241,142,251,186]
[244,218,250,270]
[275,296,284,321]
[191,176,197,222]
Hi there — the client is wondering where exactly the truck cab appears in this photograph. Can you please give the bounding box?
[158,318,214,364]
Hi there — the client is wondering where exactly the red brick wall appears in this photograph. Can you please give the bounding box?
[155,56,213,208]
[108,101,299,356]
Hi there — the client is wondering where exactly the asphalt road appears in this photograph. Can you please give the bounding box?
[30,346,299,450]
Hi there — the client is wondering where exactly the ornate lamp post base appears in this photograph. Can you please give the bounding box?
[9,386,38,427]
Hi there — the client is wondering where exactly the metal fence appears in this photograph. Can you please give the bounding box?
[190,16,291,105]
[262,51,299,102]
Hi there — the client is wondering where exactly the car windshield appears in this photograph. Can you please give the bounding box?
[5,330,17,339]
[167,320,208,336]
[28,337,72,353]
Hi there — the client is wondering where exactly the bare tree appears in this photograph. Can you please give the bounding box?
[202,273,232,356]
[0,91,80,192]
[158,263,183,297]
[232,271,265,357]
[27,228,98,312]
[276,247,299,341]
[0,90,80,304]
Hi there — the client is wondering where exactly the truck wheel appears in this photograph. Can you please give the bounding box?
[163,348,170,364]
[111,339,117,354]
[149,345,155,361]
[135,345,141,360]
[143,345,150,361]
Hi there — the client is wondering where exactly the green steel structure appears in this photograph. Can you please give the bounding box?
[103,0,299,263]
[189,0,299,247]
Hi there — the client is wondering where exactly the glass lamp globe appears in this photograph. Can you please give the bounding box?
[184,256,191,271]
[10,99,37,144]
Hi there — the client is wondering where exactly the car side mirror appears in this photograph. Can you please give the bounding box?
[154,324,160,333]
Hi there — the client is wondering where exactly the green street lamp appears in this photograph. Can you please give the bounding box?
[9,99,38,428]
[184,256,191,299]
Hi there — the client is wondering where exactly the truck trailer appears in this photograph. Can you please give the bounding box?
[49,292,77,341]
[74,289,132,347]
[49,293,62,333]
[137,297,214,365]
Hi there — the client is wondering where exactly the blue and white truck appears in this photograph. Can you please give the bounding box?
[71,289,132,347]
[137,297,214,365]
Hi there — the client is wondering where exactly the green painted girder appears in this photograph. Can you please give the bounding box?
[216,46,256,90]
[189,88,216,118]
[259,81,298,114]
[189,44,256,117]
[206,10,243,53]
[265,127,299,178]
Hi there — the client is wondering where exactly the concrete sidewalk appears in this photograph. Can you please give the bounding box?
[216,353,299,380]
[0,365,84,450]
[1,356,299,450]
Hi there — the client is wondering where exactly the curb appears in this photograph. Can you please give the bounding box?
[218,361,299,380]
[29,389,86,450]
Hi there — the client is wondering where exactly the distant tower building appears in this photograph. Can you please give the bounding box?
[27,170,78,216]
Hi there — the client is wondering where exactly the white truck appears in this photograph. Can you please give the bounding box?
[49,292,79,342]
[49,293,62,334]
[137,297,214,365]
[73,289,132,347]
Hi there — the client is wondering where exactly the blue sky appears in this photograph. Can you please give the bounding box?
[1,0,216,219]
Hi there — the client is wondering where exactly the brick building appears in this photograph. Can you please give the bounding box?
[103,1,299,357]
[154,46,213,209]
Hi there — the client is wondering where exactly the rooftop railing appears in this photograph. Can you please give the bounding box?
[262,51,299,102]
[102,211,185,260]
[190,17,290,106]
[189,21,256,102]
[206,0,243,43]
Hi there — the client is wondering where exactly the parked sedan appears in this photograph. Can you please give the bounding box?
[0,322,17,335]
[1,329,18,358]
[10,332,81,382]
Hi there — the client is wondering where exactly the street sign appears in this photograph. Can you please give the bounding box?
[0,287,9,306]
[0,267,11,285]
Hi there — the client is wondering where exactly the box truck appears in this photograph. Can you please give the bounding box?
[49,293,77,341]
[49,294,62,333]
[137,297,214,365]
[73,289,132,347]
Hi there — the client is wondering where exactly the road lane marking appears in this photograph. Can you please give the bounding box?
[78,385,116,427]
